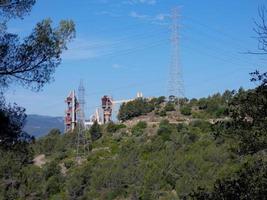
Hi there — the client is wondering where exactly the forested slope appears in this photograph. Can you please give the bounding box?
[0,72,266,200]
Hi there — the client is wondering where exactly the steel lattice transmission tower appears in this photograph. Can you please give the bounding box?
[168,7,185,104]
[78,80,85,124]
[76,80,89,160]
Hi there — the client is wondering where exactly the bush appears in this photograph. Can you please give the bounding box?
[192,111,208,119]
[106,122,126,133]
[181,106,192,116]
[34,129,62,156]
[157,120,173,141]
[118,98,154,121]
[164,102,176,112]
[89,122,102,141]
[154,96,166,105]
[131,121,147,136]
[159,110,167,117]
[64,159,74,169]
[190,120,211,132]
[190,159,267,200]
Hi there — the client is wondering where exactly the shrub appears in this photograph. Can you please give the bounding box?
[131,121,147,136]
[118,98,154,121]
[181,106,192,116]
[64,159,74,169]
[89,122,102,141]
[155,96,166,105]
[159,110,167,116]
[190,120,211,132]
[157,120,173,141]
[106,122,126,133]
[164,102,176,112]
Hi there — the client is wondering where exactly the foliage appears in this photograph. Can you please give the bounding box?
[0,0,36,24]
[0,98,33,149]
[253,6,267,54]
[157,120,174,141]
[181,105,192,116]
[3,79,265,199]
[89,121,102,141]
[0,19,75,90]
[131,121,147,136]
[0,4,75,198]
[164,102,176,112]
[190,159,267,200]
[149,96,166,106]
[214,72,267,155]
[0,2,266,199]
[118,98,154,121]
[106,122,126,133]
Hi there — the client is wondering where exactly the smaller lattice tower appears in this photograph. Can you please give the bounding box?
[76,80,90,160]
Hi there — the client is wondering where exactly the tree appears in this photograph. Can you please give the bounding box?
[89,121,102,141]
[214,7,267,154]
[252,6,267,55]
[0,1,75,147]
[214,75,267,155]
[180,106,192,116]
[190,159,267,200]
[0,98,33,149]
[0,17,75,90]
[118,98,154,121]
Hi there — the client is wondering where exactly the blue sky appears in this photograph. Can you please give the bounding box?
[5,0,267,117]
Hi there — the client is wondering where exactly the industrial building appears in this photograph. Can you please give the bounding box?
[64,90,143,132]
[64,91,79,132]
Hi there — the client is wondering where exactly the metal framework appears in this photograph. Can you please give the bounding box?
[168,7,185,104]
[76,80,90,159]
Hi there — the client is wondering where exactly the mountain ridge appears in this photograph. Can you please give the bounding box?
[23,114,64,137]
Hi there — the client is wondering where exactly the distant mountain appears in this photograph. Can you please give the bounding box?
[23,115,64,137]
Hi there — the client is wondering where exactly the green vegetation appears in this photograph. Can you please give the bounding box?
[1,2,267,200]
[131,121,147,136]
[118,98,154,121]
[118,90,234,122]
[180,105,192,116]
[89,121,103,141]
[1,72,266,199]
[0,75,266,199]
[106,122,126,133]
[164,102,176,112]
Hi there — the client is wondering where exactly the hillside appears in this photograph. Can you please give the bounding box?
[23,85,267,199]
[0,82,266,200]
[23,115,64,137]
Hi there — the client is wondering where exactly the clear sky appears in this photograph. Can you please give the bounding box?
[5,0,267,117]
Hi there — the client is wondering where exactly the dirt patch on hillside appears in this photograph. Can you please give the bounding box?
[33,154,46,167]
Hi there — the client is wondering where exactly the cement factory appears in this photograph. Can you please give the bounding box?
[64,8,183,133]
[64,87,143,132]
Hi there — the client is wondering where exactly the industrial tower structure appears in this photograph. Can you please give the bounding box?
[168,7,185,104]
[101,92,144,124]
[101,95,113,124]
[64,91,79,132]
